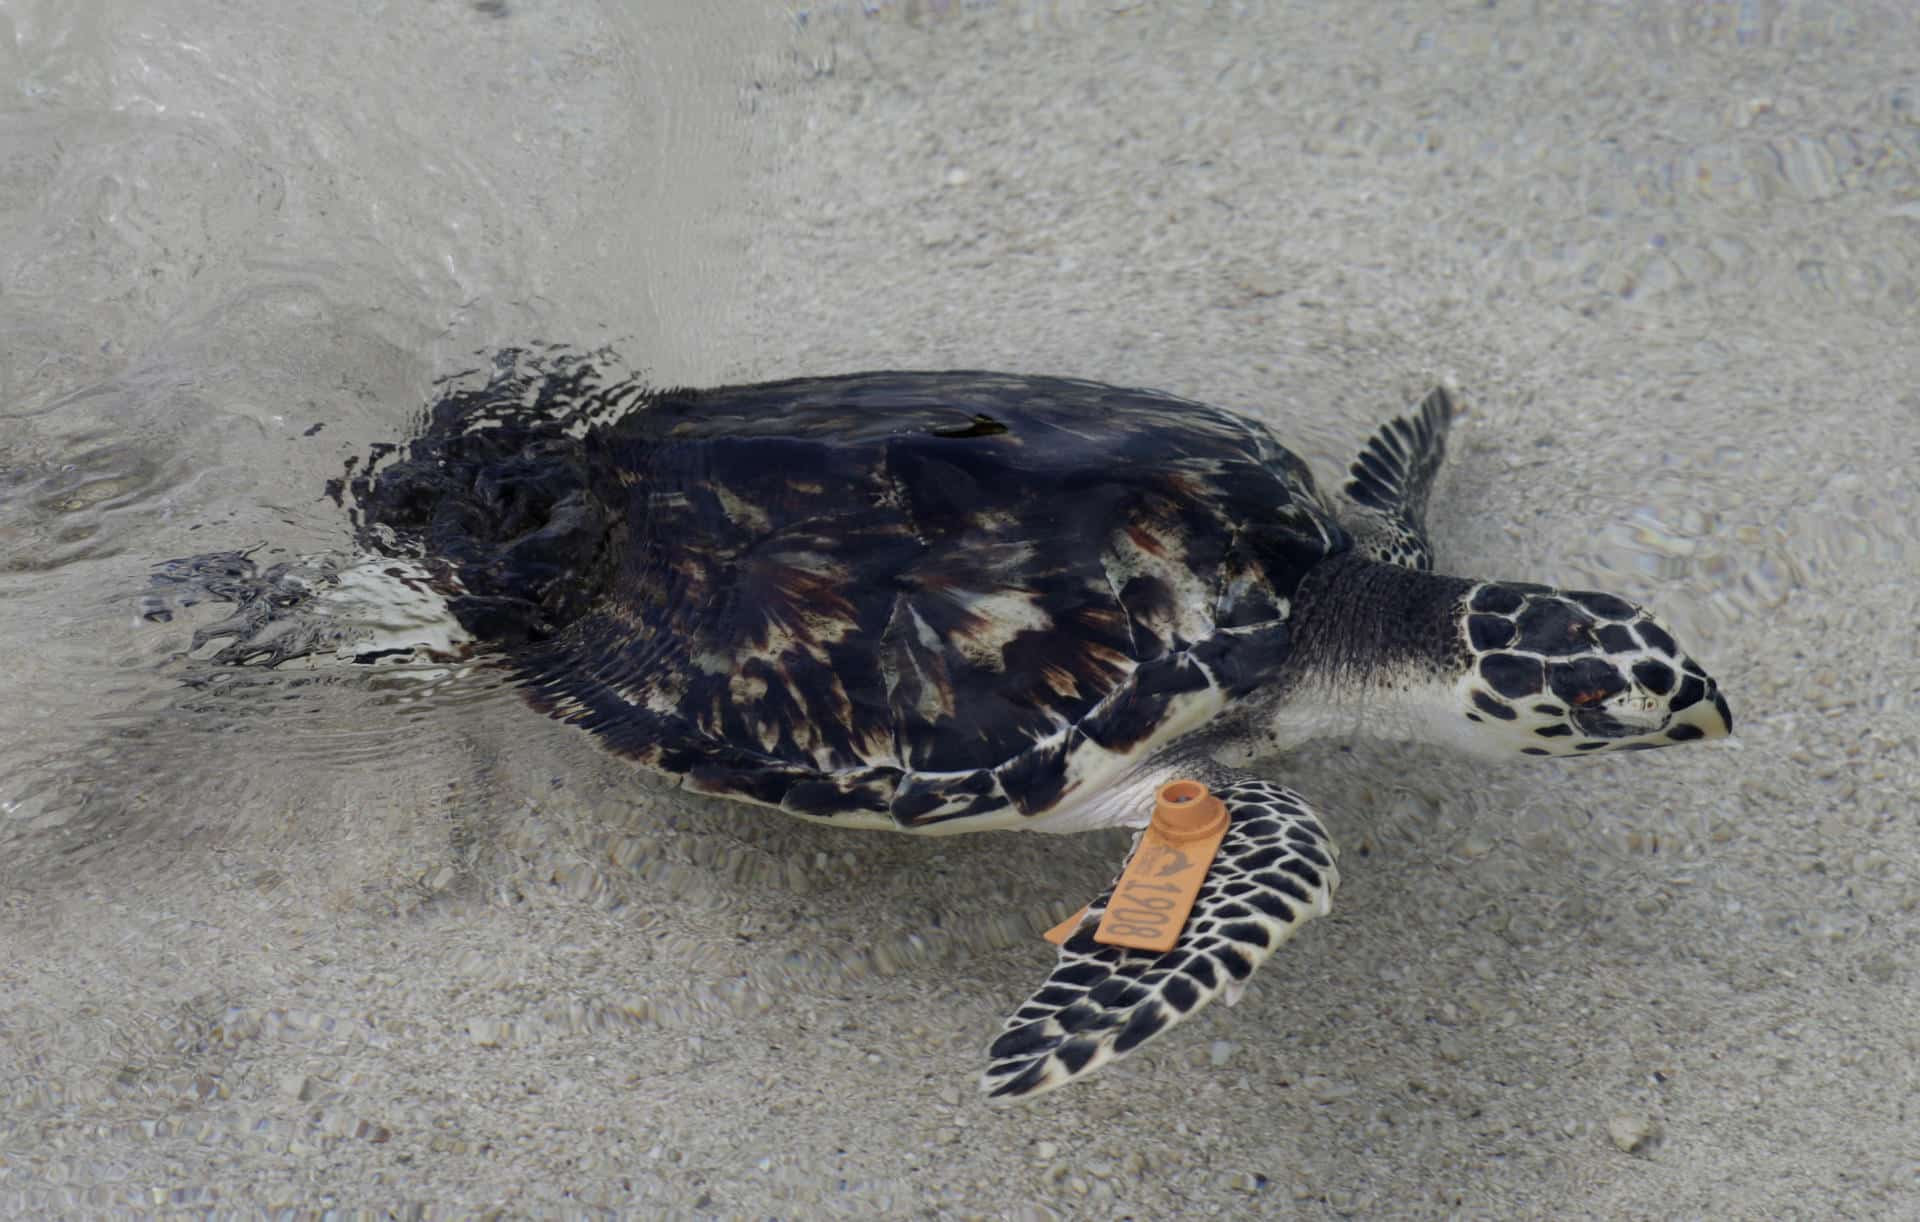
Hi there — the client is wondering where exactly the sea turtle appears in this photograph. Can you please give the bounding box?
[176,358,1734,1101]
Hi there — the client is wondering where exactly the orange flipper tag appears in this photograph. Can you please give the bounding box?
[1091,780,1230,954]
[1042,905,1091,946]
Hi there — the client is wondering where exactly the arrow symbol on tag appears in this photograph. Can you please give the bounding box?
[1139,844,1193,879]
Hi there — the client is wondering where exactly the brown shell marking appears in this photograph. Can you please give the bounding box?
[398,370,1346,829]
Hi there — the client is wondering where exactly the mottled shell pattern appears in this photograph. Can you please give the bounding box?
[360,365,1349,832]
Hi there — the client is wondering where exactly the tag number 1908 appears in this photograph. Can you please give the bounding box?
[1103,880,1183,941]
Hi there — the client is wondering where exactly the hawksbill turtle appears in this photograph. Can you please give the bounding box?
[173,358,1734,1100]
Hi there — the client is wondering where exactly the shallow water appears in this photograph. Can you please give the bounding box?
[0,0,766,856]
[5,1,1920,1215]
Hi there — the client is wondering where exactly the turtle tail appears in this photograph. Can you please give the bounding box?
[348,351,635,647]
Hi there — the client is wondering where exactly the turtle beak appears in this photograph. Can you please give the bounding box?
[1671,678,1733,742]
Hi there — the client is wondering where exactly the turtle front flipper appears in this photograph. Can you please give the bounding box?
[982,779,1338,1102]
[1338,386,1456,571]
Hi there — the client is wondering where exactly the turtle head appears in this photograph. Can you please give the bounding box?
[1449,580,1732,757]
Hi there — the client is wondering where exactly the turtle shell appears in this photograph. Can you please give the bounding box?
[374,369,1348,830]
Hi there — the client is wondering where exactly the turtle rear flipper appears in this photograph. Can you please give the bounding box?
[1338,386,1457,571]
[982,779,1338,1102]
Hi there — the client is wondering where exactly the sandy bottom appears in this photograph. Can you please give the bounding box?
[4,2,1917,1217]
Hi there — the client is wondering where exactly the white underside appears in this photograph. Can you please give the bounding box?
[995,666,1478,833]
[996,685,1368,834]
[1019,763,1177,833]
